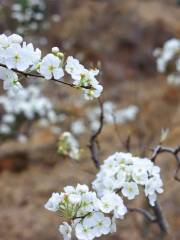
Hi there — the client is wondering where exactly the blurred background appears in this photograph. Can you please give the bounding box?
[0,0,180,239]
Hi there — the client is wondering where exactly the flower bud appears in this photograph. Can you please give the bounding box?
[52,47,60,53]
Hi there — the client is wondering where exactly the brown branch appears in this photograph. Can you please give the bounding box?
[128,207,156,223]
[88,98,104,169]
[128,202,169,233]
[151,145,180,181]
[112,114,131,152]
[149,145,180,233]
[152,201,169,233]
[0,64,92,90]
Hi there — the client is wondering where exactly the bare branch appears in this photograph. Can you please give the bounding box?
[128,202,169,233]
[128,207,156,222]
[0,63,92,90]
[112,114,131,152]
[151,145,180,181]
[88,98,104,169]
[152,201,169,233]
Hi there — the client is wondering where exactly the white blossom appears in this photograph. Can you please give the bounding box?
[92,152,163,206]
[121,182,139,200]
[154,38,180,86]
[0,33,103,100]
[44,192,62,212]
[0,85,61,137]
[39,53,64,80]
[45,184,127,240]
[58,132,81,160]
[65,56,85,78]
[59,222,72,240]
[0,66,22,93]
[71,120,86,135]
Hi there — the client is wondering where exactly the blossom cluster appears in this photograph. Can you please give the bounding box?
[87,101,139,131]
[154,38,180,85]
[11,0,46,34]
[0,85,60,136]
[45,184,127,240]
[58,132,81,161]
[65,56,103,100]
[0,33,103,100]
[92,152,163,206]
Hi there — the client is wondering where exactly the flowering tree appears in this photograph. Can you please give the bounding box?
[0,33,180,240]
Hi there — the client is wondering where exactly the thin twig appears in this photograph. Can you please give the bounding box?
[88,98,104,169]
[152,201,169,233]
[149,145,180,233]
[128,207,156,222]
[0,64,92,90]
[112,114,131,152]
[151,145,180,181]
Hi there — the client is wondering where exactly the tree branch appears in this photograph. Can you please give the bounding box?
[88,98,104,169]
[0,63,92,90]
[128,207,156,222]
[152,201,169,233]
[151,145,180,181]
[112,114,131,152]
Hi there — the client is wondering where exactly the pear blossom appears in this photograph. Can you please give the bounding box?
[65,56,85,77]
[0,33,103,100]
[154,38,180,86]
[0,34,12,48]
[10,0,46,34]
[75,221,95,240]
[0,85,62,137]
[8,34,23,44]
[0,66,22,93]
[39,53,64,80]
[59,222,72,240]
[44,192,62,212]
[58,132,81,160]
[92,152,163,206]
[121,182,139,200]
[71,120,86,135]
[65,56,103,99]
[5,43,30,71]
[45,184,127,240]
[87,102,139,132]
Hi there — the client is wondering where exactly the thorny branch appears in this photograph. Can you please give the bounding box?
[88,98,104,169]
[0,63,92,90]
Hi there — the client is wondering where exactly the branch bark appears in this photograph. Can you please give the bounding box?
[0,63,93,90]
[88,98,104,169]
[151,145,180,181]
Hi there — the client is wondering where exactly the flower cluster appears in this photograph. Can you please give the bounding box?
[154,38,180,85]
[65,56,103,100]
[92,152,163,206]
[87,101,139,131]
[0,85,60,136]
[0,33,103,100]
[45,184,127,240]
[58,132,81,161]
[11,0,46,34]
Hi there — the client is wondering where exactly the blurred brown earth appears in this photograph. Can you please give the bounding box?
[0,0,180,240]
